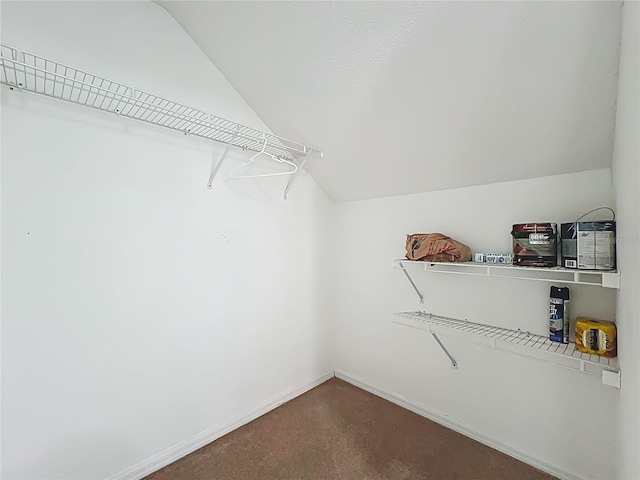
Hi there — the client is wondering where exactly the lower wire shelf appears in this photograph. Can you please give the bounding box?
[393,311,619,384]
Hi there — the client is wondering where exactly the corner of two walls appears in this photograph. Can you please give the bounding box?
[612,1,640,479]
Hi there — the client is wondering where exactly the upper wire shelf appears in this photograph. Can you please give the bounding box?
[0,44,321,165]
[394,259,620,289]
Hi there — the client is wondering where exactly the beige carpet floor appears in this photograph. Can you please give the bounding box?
[146,378,555,480]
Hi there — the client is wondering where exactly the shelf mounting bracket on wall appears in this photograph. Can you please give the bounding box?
[283,156,306,201]
[431,333,458,368]
[207,127,239,190]
[397,261,424,303]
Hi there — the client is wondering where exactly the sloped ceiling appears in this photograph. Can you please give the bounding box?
[158,1,622,202]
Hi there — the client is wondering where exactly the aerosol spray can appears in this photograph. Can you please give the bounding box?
[549,286,570,344]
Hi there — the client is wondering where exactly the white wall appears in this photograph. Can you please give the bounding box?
[0,2,333,479]
[334,169,619,480]
[612,2,640,479]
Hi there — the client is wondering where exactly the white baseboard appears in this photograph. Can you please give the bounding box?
[107,372,335,480]
[334,370,580,480]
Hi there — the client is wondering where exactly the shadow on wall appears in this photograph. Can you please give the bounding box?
[2,93,214,155]
[2,92,299,204]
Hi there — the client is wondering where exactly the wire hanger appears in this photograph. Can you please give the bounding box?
[230,133,297,179]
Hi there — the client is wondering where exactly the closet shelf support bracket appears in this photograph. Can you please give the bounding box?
[207,131,239,190]
[283,156,307,200]
[431,333,458,368]
[398,261,424,303]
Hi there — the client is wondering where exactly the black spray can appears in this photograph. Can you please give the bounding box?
[549,286,570,344]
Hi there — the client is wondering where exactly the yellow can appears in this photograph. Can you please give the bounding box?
[575,317,617,357]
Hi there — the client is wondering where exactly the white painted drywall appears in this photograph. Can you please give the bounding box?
[0,2,333,479]
[333,169,619,480]
[159,1,623,202]
[612,2,640,479]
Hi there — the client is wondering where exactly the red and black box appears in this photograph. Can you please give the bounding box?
[511,223,558,267]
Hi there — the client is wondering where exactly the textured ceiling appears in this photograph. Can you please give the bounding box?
[158,1,623,202]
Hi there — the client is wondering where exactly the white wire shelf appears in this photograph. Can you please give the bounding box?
[393,311,619,379]
[393,259,620,289]
[0,44,321,196]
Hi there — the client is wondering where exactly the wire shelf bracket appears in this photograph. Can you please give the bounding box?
[283,156,307,201]
[0,44,322,199]
[207,129,238,190]
[393,311,620,388]
[397,260,424,303]
[430,332,458,368]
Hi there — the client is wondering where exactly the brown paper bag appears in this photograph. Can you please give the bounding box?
[405,233,472,262]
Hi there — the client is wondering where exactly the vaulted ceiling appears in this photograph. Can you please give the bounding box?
[158,1,623,202]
